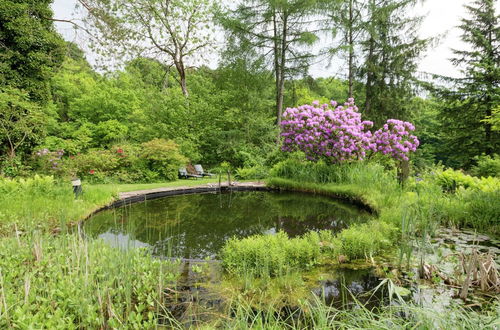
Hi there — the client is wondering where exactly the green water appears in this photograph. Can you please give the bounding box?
[84,191,371,260]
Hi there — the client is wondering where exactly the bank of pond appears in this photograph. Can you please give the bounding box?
[80,187,499,328]
[0,162,498,328]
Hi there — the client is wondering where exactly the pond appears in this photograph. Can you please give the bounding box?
[84,190,372,260]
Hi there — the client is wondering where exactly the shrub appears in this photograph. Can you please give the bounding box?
[64,149,121,181]
[31,148,66,177]
[280,99,419,163]
[140,139,187,181]
[432,168,477,193]
[235,166,268,180]
[470,154,500,178]
[95,119,129,145]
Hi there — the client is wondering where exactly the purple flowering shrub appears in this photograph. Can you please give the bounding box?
[372,119,419,162]
[33,148,65,174]
[280,99,419,163]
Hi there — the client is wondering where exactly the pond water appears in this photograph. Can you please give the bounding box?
[84,190,372,260]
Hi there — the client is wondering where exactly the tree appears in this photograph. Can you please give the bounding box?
[222,0,324,128]
[326,0,364,98]
[0,87,45,160]
[79,0,217,97]
[0,0,65,103]
[442,0,499,161]
[358,0,430,126]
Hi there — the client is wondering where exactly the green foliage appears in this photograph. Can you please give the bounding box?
[0,235,178,328]
[95,119,129,145]
[269,157,399,193]
[221,231,323,277]
[410,167,500,234]
[470,154,500,178]
[437,0,500,167]
[0,87,46,161]
[218,297,500,329]
[0,175,115,235]
[336,221,395,259]
[429,167,500,193]
[235,166,268,180]
[433,168,478,192]
[359,0,431,126]
[81,0,217,97]
[65,149,122,181]
[0,0,65,103]
[140,139,187,181]
[450,189,500,233]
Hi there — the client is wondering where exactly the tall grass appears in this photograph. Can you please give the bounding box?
[0,234,180,328]
[206,295,500,329]
[0,175,116,236]
[0,176,186,327]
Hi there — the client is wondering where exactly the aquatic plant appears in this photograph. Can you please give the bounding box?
[221,231,325,277]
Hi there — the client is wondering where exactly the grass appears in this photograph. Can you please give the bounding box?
[91,177,222,194]
[0,175,225,327]
[1,167,498,327]
[0,234,179,328]
[0,176,227,236]
[210,296,500,329]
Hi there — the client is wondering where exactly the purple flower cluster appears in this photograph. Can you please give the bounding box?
[372,119,419,161]
[280,99,419,163]
[35,148,64,170]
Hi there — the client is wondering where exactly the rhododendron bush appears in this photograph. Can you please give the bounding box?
[280,99,419,163]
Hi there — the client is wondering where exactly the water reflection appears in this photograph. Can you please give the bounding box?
[85,191,371,259]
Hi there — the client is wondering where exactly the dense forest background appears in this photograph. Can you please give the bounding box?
[0,0,498,181]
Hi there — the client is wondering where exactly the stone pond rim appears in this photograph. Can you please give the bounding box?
[80,181,377,226]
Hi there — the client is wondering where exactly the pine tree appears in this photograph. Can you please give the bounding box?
[358,0,430,126]
[440,0,499,166]
[326,0,364,98]
[221,0,325,128]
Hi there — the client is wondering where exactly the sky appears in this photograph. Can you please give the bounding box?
[51,0,497,79]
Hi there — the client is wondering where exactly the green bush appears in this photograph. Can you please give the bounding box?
[140,139,187,181]
[470,154,500,178]
[65,149,121,181]
[433,168,477,192]
[44,139,190,183]
[235,165,268,180]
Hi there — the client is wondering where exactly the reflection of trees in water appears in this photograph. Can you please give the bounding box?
[85,191,372,259]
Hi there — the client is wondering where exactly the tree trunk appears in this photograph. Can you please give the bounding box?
[365,35,375,115]
[175,59,189,98]
[276,14,288,129]
[348,0,354,98]
[6,135,16,161]
[485,25,494,155]
[8,147,15,161]
[273,10,281,126]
